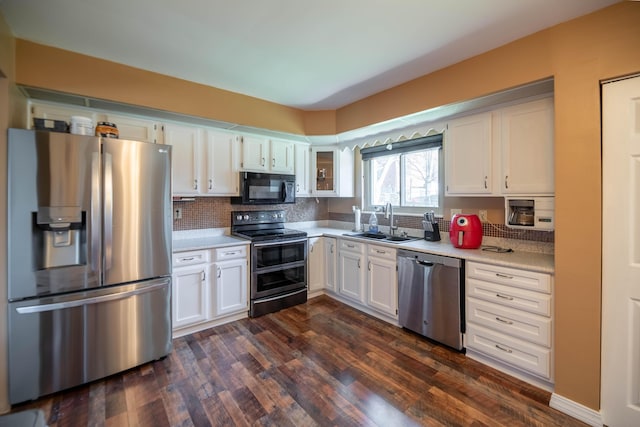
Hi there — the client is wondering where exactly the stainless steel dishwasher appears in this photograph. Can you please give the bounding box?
[397,249,464,350]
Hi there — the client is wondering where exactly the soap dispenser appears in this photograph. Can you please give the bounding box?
[368,211,378,233]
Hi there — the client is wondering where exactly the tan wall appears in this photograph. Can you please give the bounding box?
[4,1,640,411]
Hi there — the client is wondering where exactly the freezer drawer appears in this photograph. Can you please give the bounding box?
[8,278,172,404]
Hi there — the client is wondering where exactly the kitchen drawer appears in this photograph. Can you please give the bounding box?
[465,323,552,380]
[467,298,551,347]
[339,239,365,253]
[466,261,551,293]
[212,245,247,261]
[467,277,551,316]
[172,249,210,267]
[367,244,396,260]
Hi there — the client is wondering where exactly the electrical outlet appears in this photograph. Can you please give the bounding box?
[479,210,488,222]
[450,209,462,216]
[174,207,182,220]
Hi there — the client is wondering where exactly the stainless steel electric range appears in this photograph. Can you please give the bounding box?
[231,210,308,317]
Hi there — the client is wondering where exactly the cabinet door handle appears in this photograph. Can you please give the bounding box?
[208,179,213,190]
[272,158,275,167]
[330,245,334,254]
[495,316,514,325]
[201,271,205,281]
[495,344,513,354]
[297,183,300,192]
[504,175,509,189]
[194,179,198,190]
[495,273,514,279]
[368,261,371,271]
[310,245,314,253]
[484,176,488,189]
[261,157,265,166]
[357,259,361,269]
[217,267,221,278]
[495,293,514,301]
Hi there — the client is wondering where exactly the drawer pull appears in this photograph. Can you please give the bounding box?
[180,257,195,262]
[375,249,386,254]
[496,273,514,279]
[224,251,239,256]
[496,293,514,301]
[495,316,514,325]
[495,344,513,354]
[346,244,355,248]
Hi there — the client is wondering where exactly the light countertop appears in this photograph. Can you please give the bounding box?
[172,226,553,274]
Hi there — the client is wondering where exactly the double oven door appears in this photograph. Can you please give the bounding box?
[251,238,307,300]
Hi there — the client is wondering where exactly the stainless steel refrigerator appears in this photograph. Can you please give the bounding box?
[7,128,173,404]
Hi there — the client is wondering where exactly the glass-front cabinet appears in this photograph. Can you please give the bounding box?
[310,146,354,197]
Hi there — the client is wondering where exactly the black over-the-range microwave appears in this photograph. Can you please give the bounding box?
[231,172,296,205]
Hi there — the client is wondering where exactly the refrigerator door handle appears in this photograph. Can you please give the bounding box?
[15,279,170,314]
[91,152,101,272]
[104,152,114,271]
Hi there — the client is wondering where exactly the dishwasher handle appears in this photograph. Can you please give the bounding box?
[415,259,435,267]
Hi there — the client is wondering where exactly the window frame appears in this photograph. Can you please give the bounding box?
[361,134,444,215]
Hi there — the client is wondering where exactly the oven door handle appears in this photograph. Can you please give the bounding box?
[252,238,309,248]
[253,288,307,304]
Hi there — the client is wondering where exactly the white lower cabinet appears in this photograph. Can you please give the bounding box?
[211,246,248,317]
[465,261,553,387]
[338,240,366,303]
[172,245,249,337]
[172,250,210,329]
[308,237,326,295]
[324,237,337,293]
[366,244,397,318]
[336,238,397,321]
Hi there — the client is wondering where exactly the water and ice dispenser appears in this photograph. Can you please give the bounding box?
[35,206,85,269]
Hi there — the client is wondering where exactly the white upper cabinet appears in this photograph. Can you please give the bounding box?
[101,113,160,143]
[164,123,202,196]
[445,97,554,197]
[294,143,311,196]
[500,98,554,195]
[310,146,354,197]
[204,130,239,195]
[30,102,98,126]
[270,139,295,174]
[445,112,493,195]
[241,136,294,174]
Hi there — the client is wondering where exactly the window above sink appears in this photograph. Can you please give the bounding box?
[361,134,444,216]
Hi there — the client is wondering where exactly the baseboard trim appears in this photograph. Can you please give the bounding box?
[549,393,602,427]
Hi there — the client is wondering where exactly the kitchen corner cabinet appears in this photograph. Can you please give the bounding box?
[241,136,294,174]
[445,112,493,195]
[465,261,554,387]
[338,239,366,303]
[324,237,337,293]
[311,146,354,197]
[366,244,398,318]
[500,98,554,195]
[294,143,312,196]
[308,237,326,295]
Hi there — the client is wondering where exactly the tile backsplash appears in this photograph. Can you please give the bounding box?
[172,197,329,231]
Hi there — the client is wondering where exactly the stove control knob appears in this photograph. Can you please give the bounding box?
[243,215,249,220]
[278,213,284,218]
[272,213,278,219]
[236,215,243,221]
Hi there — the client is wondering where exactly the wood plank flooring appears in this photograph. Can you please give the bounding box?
[11,295,587,426]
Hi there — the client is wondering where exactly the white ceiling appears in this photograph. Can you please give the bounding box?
[0,0,620,110]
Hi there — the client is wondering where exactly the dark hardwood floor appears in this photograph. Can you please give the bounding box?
[12,295,586,426]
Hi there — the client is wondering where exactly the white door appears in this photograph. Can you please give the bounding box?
[172,265,208,329]
[602,74,640,426]
[164,123,202,195]
[367,255,398,317]
[241,135,268,171]
[213,259,248,317]
[339,250,364,302]
[270,139,294,174]
[324,238,337,292]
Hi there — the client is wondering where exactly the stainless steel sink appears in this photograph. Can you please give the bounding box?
[343,232,419,244]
